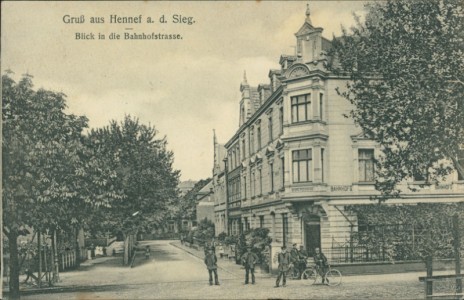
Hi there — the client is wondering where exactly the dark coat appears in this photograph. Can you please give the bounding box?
[314,252,328,266]
[299,249,309,259]
[241,251,259,268]
[277,251,291,272]
[290,248,299,262]
[204,253,218,270]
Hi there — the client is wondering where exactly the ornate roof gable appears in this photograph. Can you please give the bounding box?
[295,22,316,37]
[351,132,373,142]
[284,63,310,79]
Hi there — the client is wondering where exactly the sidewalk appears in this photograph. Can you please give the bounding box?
[2,255,122,296]
[170,241,273,279]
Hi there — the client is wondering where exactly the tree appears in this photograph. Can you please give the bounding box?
[2,72,89,298]
[194,218,215,243]
[348,203,464,261]
[85,116,179,265]
[328,0,464,197]
[328,0,464,281]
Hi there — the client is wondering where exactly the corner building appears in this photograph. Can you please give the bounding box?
[218,6,464,271]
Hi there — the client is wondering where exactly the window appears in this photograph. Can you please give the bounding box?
[321,148,325,183]
[257,126,262,150]
[259,169,263,195]
[232,150,236,169]
[282,213,289,247]
[358,149,374,182]
[250,128,255,154]
[319,93,324,120]
[268,116,273,142]
[228,177,241,202]
[270,162,275,192]
[259,216,264,228]
[281,157,285,188]
[242,138,246,159]
[459,149,464,180]
[291,94,311,123]
[251,170,255,197]
[292,149,312,183]
[413,171,427,182]
[243,176,247,199]
[236,144,240,164]
[279,107,284,134]
[254,170,258,197]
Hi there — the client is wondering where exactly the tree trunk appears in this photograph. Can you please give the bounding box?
[453,215,462,294]
[426,255,433,298]
[8,230,20,300]
[38,231,42,288]
[123,233,129,265]
[52,230,59,283]
[75,228,81,267]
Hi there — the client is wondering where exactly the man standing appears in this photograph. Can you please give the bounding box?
[275,245,291,288]
[204,247,220,286]
[241,245,259,285]
[289,243,299,278]
[297,245,308,279]
[290,243,299,261]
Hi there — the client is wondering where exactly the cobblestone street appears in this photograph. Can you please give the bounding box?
[2,240,442,299]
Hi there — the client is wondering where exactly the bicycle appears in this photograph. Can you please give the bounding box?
[302,263,342,286]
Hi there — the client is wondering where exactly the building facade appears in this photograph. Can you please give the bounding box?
[196,180,215,223]
[216,5,464,270]
[212,131,228,236]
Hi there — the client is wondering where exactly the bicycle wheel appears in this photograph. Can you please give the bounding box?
[302,268,317,285]
[325,269,342,286]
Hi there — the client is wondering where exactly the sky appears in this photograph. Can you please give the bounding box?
[1,1,367,182]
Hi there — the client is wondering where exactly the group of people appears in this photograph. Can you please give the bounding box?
[275,244,328,287]
[203,242,329,287]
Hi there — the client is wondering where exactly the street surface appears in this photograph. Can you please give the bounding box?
[11,240,434,299]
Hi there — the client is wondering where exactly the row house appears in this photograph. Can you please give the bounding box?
[214,5,464,270]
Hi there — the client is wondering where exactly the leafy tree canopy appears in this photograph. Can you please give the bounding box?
[2,72,89,235]
[329,0,464,197]
[84,116,180,237]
